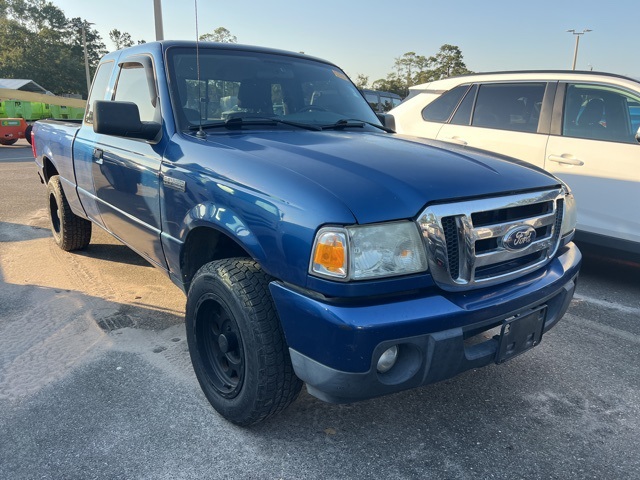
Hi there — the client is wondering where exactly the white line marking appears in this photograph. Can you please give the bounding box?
[565,315,640,345]
[573,294,640,316]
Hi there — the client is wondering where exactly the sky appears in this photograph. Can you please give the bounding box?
[51,0,638,82]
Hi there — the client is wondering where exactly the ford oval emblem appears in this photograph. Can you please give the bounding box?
[502,226,536,251]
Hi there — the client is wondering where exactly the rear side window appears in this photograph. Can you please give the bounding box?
[471,83,545,132]
[84,62,113,124]
[422,85,470,122]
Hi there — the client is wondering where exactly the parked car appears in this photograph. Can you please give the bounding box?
[390,71,640,255]
[361,88,402,113]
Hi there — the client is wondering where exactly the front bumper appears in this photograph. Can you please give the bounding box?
[270,243,581,403]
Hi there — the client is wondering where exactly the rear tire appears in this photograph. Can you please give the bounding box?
[0,139,18,146]
[186,258,302,426]
[47,175,92,251]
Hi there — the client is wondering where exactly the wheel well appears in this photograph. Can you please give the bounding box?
[181,227,251,287]
[42,157,59,184]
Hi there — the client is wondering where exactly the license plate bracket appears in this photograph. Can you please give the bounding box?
[495,306,546,364]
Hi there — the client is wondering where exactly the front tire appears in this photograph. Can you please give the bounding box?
[0,139,18,146]
[47,175,92,251]
[186,258,302,426]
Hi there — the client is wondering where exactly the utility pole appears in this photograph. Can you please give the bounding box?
[154,0,164,41]
[567,29,592,70]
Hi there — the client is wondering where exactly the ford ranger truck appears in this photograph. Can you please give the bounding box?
[32,41,581,426]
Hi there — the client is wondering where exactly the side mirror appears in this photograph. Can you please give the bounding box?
[93,100,161,142]
[376,113,396,132]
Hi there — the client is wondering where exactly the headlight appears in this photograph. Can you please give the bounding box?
[310,222,428,280]
[561,192,577,237]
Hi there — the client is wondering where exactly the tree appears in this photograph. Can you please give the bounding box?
[354,74,369,89]
[109,28,133,50]
[427,44,471,80]
[372,44,472,97]
[0,0,107,98]
[393,51,430,95]
[370,76,405,97]
[199,26,237,43]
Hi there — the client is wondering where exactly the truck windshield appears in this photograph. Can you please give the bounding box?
[166,46,381,131]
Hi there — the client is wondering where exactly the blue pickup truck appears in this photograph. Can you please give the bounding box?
[33,41,581,425]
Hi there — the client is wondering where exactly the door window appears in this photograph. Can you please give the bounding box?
[113,62,157,122]
[563,83,640,144]
[471,83,545,132]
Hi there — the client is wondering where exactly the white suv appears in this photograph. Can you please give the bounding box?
[389,71,640,255]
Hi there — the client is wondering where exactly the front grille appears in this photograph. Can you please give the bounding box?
[417,188,565,291]
[441,216,460,275]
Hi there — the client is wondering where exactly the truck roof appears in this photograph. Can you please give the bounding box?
[100,40,337,70]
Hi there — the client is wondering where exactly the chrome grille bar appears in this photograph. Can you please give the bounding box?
[417,188,565,291]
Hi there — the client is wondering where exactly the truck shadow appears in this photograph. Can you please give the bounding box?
[0,221,153,268]
[577,242,640,278]
[78,242,153,268]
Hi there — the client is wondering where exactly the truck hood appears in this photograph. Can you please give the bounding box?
[203,130,560,224]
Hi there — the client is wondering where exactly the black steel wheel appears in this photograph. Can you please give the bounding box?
[195,292,245,398]
[186,258,302,426]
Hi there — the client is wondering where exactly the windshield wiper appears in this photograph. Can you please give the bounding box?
[188,117,321,132]
[321,119,394,133]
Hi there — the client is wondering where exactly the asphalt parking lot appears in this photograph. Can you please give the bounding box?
[1,140,639,479]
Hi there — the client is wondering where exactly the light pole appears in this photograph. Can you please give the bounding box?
[81,21,95,97]
[153,0,164,41]
[567,29,592,70]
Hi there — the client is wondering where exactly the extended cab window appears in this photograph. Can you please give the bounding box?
[563,83,640,144]
[84,62,113,124]
[113,61,157,122]
[472,83,545,132]
[422,85,470,123]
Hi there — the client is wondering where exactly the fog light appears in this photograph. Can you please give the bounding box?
[377,345,399,373]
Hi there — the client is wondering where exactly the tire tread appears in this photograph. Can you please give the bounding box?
[47,175,91,251]
[188,258,302,425]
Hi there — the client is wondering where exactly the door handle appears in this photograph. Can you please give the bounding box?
[548,154,584,166]
[93,148,104,165]
[443,136,468,146]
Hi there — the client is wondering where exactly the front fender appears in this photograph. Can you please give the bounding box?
[184,201,267,262]
[161,200,268,290]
